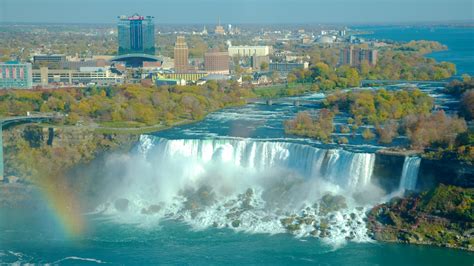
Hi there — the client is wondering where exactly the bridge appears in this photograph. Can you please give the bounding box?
[361,79,449,86]
[246,98,323,106]
[0,113,64,181]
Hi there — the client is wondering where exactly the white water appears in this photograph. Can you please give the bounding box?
[399,157,421,191]
[96,135,382,244]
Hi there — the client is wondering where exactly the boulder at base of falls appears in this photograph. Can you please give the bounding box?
[367,184,474,251]
[141,204,162,215]
[318,194,348,215]
[114,198,130,212]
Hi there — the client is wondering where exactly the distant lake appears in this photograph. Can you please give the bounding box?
[356,26,474,76]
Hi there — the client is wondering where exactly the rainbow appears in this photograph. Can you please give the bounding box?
[38,174,85,238]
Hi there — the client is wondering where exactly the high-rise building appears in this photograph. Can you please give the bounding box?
[174,36,189,73]
[204,49,230,74]
[0,62,33,89]
[117,14,155,55]
[341,46,378,67]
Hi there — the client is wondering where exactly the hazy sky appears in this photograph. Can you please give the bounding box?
[0,0,473,24]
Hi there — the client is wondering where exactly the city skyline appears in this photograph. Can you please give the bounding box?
[0,0,473,24]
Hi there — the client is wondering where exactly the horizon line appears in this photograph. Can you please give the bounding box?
[0,20,473,27]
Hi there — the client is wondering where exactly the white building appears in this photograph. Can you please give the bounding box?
[228,45,272,57]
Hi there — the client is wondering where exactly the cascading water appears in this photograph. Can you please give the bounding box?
[96,135,381,244]
[399,157,421,191]
[138,136,375,188]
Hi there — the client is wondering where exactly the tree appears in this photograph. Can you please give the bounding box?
[260,62,269,71]
[287,73,297,83]
[460,90,474,121]
[362,128,375,140]
[376,120,399,144]
[271,71,280,84]
[284,109,334,142]
[403,111,467,149]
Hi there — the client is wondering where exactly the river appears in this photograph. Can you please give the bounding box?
[1,26,473,265]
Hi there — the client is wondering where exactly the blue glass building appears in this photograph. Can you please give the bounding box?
[118,14,155,55]
[0,62,33,89]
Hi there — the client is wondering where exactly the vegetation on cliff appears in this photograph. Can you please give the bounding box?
[367,184,474,251]
[3,125,138,183]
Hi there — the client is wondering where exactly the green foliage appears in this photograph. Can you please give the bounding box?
[0,83,252,127]
[445,76,474,96]
[252,83,314,98]
[362,127,375,140]
[423,184,474,222]
[325,89,433,125]
[284,109,334,142]
[367,184,474,250]
[290,41,455,92]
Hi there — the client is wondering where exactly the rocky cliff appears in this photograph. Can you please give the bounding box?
[367,184,474,251]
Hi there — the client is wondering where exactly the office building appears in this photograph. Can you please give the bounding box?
[33,54,66,69]
[117,14,155,55]
[228,45,272,57]
[0,62,33,89]
[32,67,123,86]
[204,49,230,74]
[174,36,189,73]
[341,46,378,67]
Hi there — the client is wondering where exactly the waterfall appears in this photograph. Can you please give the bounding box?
[399,156,421,191]
[93,135,381,242]
[138,135,375,190]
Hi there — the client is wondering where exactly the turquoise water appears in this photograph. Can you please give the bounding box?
[1,209,473,265]
[1,26,474,265]
[356,26,474,76]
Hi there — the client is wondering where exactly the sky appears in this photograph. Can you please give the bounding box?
[0,0,473,24]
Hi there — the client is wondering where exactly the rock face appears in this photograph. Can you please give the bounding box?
[372,152,474,194]
[418,159,474,190]
[367,184,474,251]
[372,153,405,193]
